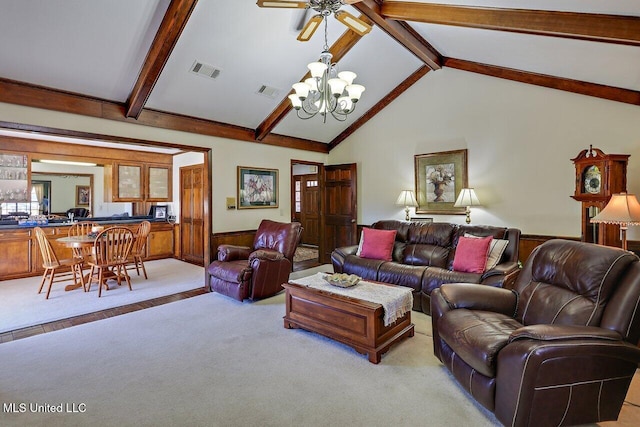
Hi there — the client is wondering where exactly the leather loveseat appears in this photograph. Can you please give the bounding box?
[331,220,521,314]
[431,239,640,426]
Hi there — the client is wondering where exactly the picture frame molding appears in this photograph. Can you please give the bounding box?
[414,149,468,215]
[237,166,279,209]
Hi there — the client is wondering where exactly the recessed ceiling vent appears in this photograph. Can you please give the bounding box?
[256,85,281,99]
[189,61,221,79]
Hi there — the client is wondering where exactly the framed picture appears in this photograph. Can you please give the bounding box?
[415,149,468,215]
[150,205,167,219]
[75,185,90,206]
[237,166,278,209]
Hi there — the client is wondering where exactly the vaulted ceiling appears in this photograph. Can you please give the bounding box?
[0,1,638,154]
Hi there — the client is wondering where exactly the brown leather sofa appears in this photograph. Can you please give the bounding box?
[207,220,302,301]
[431,239,640,426]
[331,220,521,314]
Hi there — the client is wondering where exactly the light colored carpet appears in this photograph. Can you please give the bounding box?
[293,246,318,262]
[0,259,204,333]
[0,288,501,427]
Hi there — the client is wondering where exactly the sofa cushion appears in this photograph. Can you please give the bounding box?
[402,244,449,268]
[343,255,385,281]
[453,235,493,273]
[438,308,522,377]
[377,262,425,292]
[207,260,252,284]
[465,233,509,270]
[357,228,396,261]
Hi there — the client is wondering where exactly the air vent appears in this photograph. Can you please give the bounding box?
[189,61,221,79]
[256,84,281,99]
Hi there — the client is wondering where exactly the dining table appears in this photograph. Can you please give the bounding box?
[56,234,98,291]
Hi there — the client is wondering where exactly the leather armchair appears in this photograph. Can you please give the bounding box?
[431,239,640,426]
[207,220,302,301]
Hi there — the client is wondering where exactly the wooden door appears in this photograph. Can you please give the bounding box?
[180,165,204,265]
[298,174,320,246]
[320,163,357,264]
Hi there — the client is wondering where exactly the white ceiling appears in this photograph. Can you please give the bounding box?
[0,0,638,147]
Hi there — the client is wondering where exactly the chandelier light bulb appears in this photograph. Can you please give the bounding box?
[338,71,356,85]
[304,77,318,92]
[292,82,310,100]
[346,84,365,101]
[328,78,347,97]
[307,61,328,78]
[288,94,302,109]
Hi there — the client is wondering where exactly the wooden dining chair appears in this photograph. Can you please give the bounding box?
[125,220,151,279]
[86,226,135,297]
[33,226,85,299]
[68,221,99,261]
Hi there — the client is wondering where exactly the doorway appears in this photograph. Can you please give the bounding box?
[291,160,358,264]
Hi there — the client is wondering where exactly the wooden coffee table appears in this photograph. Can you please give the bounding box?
[282,281,415,364]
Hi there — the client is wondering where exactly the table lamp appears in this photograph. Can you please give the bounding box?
[454,188,481,224]
[590,192,640,250]
[396,190,418,221]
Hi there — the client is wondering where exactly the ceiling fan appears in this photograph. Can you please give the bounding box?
[257,1,372,42]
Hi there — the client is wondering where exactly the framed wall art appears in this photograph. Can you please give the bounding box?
[237,166,278,209]
[414,149,468,215]
[150,205,168,219]
[75,185,90,206]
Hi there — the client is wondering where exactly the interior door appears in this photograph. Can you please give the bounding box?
[320,163,357,264]
[180,164,204,265]
[299,174,320,246]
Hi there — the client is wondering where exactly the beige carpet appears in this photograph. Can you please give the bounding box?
[293,246,318,262]
[0,289,502,427]
[0,259,205,333]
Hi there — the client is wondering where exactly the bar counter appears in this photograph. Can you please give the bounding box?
[0,216,175,281]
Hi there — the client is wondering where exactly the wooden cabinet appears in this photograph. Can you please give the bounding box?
[104,163,172,202]
[180,165,204,265]
[0,228,32,278]
[147,223,174,259]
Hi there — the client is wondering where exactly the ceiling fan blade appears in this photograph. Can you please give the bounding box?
[342,0,364,4]
[297,14,323,42]
[334,11,372,36]
[256,1,307,9]
[294,8,311,31]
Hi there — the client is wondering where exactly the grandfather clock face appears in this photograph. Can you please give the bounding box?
[582,165,601,195]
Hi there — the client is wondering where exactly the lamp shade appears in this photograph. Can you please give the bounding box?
[396,190,418,207]
[454,188,481,208]
[591,193,640,225]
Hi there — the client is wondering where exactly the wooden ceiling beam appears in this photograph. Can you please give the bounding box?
[0,78,328,153]
[125,0,199,119]
[382,2,640,46]
[254,16,371,142]
[352,0,441,69]
[444,58,640,106]
[328,65,430,150]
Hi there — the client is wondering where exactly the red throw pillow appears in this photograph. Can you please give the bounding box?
[452,235,493,273]
[358,228,397,261]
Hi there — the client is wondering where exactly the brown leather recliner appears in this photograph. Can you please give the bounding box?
[207,220,302,301]
[431,239,640,427]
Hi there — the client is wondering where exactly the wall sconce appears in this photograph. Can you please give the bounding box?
[590,192,640,250]
[395,190,418,221]
[454,188,481,224]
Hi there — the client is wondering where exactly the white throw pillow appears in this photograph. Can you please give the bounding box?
[464,233,509,270]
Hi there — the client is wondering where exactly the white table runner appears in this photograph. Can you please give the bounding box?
[290,273,413,326]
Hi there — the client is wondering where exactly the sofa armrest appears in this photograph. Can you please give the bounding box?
[331,245,359,273]
[510,324,622,343]
[249,248,285,263]
[480,261,520,287]
[438,283,518,317]
[218,244,252,262]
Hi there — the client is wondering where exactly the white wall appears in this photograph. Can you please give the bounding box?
[329,67,640,239]
[0,102,328,233]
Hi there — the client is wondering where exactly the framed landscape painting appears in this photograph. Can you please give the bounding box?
[237,166,278,209]
[414,149,467,215]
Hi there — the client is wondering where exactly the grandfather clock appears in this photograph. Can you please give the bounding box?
[571,146,629,246]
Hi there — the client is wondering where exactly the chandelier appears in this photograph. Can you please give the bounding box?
[288,16,365,122]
